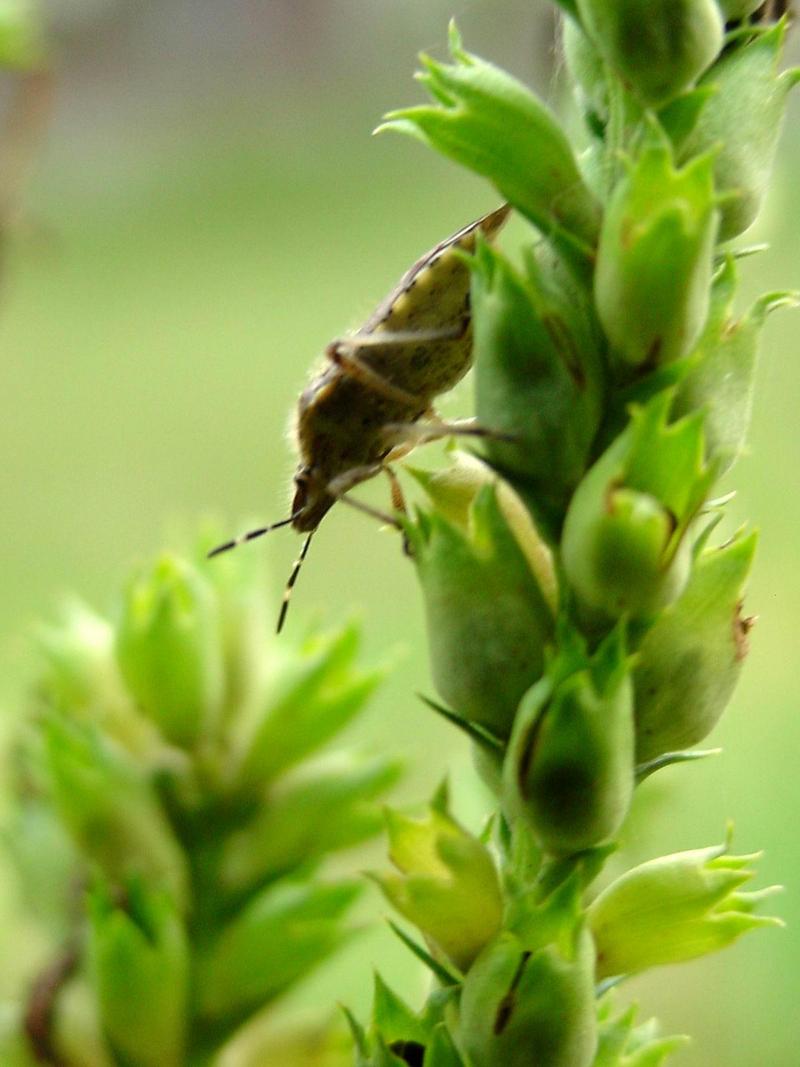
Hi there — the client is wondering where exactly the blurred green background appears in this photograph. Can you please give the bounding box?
[0,1,798,1063]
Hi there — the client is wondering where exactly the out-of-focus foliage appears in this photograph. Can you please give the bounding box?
[2,540,397,1064]
[0,3,797,1066]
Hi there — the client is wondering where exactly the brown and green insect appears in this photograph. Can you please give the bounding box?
[210,202,511,630]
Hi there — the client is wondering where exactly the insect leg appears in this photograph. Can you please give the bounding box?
[325,340,423,406]
[384,466,407,516]
[326,464,403,528]
[384,466,413,557]
[381,417,518,448]
[325,321,467,407]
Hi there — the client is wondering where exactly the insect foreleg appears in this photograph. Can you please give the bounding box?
[326,464,403,528]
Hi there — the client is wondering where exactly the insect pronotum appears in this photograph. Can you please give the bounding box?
[209,202,511,631]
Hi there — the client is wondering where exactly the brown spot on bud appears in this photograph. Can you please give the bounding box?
[734,600,757,661]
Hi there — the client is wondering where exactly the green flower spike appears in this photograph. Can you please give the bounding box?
[406,462,556,738]
[634,528,757,762]
[371,784,503,973]
[684,19,800,239]
[589,833,783,978]
[562,390,715,623]
[594,132,718,370]
[88,880,188,1067]
[459,876,597,1067]
[503,624,634,855]
[379,21,600,260]
[115,553,225,749]
[470,238,606,513]
[576,0,723,107]
[673,257,799,475]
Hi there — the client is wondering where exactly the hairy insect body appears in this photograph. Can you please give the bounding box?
[292,203,510,531]
[209,203,511,629]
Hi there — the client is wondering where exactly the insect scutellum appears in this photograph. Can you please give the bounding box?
[208,202,512,631]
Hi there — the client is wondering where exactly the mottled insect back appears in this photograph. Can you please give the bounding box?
[291,201,511,531]
[210,203,511,629]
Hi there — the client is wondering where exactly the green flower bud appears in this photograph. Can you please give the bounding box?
[88,880,188,1067]
[219,752,401,893]
[35,599,159,759]
[115,554,225,749]
[634,529,757,762]
[684,20,800,239]
[673,257,798,475]
[504,626,634,854]
[407,476,556,738]
[196,880,361,1023]
[372,786,503,972]
[562,392,714,621]
[228,622,384,794]
[594,998,688,1067]
[470,239,605,512]
[459,879,597,1067]
[576,0,723,107]
[379,21,600,259]
[594,136,718,369]
[44,717,188,907]
[409,452,558,611]
[589,836,782,977]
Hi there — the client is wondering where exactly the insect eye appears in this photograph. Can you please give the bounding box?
[294,468,310,488]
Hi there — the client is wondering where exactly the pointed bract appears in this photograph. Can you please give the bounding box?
[589,837,782,977]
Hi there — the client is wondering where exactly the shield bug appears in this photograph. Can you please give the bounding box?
[210,202,511,630]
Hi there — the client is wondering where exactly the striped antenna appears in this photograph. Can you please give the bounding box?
[206,517,294,559]
[276,529,315,634]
